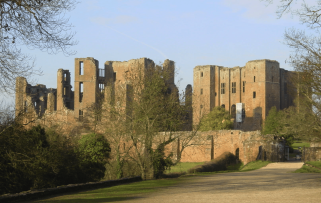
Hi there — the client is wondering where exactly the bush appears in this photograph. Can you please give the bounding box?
[0,126,111,195]
[187,152,238,173]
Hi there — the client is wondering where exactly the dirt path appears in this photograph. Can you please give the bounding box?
[119,162,321,203]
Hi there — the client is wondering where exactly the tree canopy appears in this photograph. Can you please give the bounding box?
[0,0,78,92]
[199,106,233,131]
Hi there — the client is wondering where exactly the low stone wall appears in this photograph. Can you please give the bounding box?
[0,176,142,203]
[163,130,269,165]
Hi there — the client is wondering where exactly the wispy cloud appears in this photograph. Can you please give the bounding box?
[91,15,138,25]
[220,0,298,23]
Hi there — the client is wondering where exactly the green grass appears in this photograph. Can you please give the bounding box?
[34,161,272,202]
[293,165,321,173]
[240,160,271,172]
[306,161,321,168]
[165,162,204,173]
[34,178,188,203]
[292,142,310,150]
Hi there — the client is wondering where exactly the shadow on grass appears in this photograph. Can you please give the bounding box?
[33,196,143,203]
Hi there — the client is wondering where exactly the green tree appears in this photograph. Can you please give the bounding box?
[199,106,233,131]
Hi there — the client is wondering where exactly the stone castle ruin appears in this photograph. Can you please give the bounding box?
[15,57,296,164]
[15,57,296,132]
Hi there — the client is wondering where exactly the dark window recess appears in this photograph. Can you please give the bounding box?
[253,91,256,98]
[284,83,287,94]
[201,88,203,95]
[64,87,66,96]
[215,92,217,96]
[79,110,83,121]
[200,105,203,109]
[221,104,225,109]
[113,72,117,82]
[79,82,83,102]
[254,76,256,82]
[231,104,236,118]
[79,61,84,75]
[243,81,246,92]
[201,72,203,77]
[232,82,236,93]
[221,83,225,94]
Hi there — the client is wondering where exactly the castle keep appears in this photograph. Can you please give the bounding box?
[15,58,295,132]
[193,59,296,131]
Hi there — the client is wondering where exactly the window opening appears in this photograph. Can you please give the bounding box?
[201,72,203,77]
[201,88,203,95]
[221,104,225,109]
[99,69,105,77]
[221,83,225,94]
[79,82,83,102]
[243,81,246,92]
[79,110,83,121]
[254,76,256,82]
[113,72,117,82]
[200,105,203,109]
[99,83,105,93]
[231,104,236,118]
[64,87,66,96]
[64,73,67,81]
[232,82,236,93]
[253,91,256,98]
[79,61,84,75]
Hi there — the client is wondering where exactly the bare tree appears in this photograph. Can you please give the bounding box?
[0,0,78,93]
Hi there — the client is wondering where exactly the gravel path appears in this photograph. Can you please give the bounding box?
[119,161,321,203]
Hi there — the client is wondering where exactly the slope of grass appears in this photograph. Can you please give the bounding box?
[34,178,187,203]
[293,165,321,173]
[306,161,321,169]
[240,160,271,172]
[165,162,205,173]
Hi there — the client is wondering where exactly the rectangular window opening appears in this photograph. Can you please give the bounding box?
[253,91,256,98]
[221,83,225,94]
[99,83,105,93]
[113,72,117,82]
[79,61,84,75]
[232,82,236,93]
[201,72,203,77]
[243,81,246,93]
[79,110,83,121]
[201,88,203,95]
[254,76,256,82]
[79,82,83,102]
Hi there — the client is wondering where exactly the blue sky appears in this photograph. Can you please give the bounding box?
[1,0,313,103]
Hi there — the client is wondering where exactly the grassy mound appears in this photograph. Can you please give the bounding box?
[187,152,238,173]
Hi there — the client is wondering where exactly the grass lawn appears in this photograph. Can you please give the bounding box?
[240,160,271,172]
[165,162,205,173]
[293,165,321,173]
[306,161,321,169]
[33,160,271,202]
[34,178,188,203]
[292,142,310,150]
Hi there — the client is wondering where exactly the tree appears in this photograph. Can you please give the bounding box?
[0,0,78,92]
[261,0,321,140]
[97,62,195,180]
[199,106,233,131]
